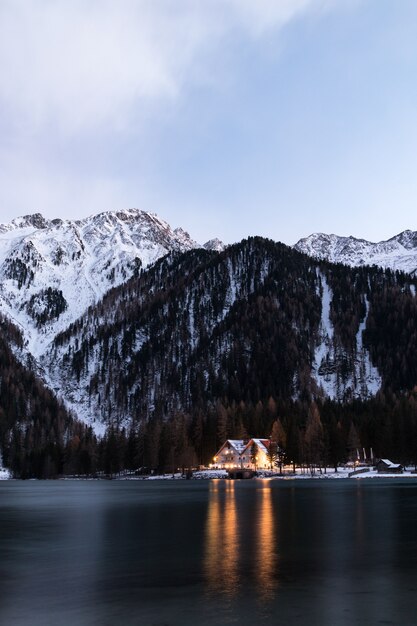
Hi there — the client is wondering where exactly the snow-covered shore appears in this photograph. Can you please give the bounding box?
[1,467,417,481]
[0,468,11,480]
[142,467,417,480]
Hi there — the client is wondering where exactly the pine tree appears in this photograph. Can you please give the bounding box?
[326,416,345,471]
[270,418,287,473]
[285,416,300,473]
[346,422,361,463]
[266,439,277,470]
[250,441,259,469]
[304,402,324,474]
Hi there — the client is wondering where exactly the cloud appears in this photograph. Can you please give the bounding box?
[226,0,318,34]
[0,0,355,225]
[0,0,334,134]
[0,143,129,221]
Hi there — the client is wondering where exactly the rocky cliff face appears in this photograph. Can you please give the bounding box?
[0,209,223,357]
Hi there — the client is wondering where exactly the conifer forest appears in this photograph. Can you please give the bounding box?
[1,237,417,477]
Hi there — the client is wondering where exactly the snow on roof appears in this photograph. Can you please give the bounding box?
[245,438,270,454]
[215,439,247,456]
[379,459,402,468]
[227,440,247,454]
[215,438,271,456]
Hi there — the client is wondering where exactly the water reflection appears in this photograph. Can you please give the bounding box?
[223,481,239,593]
[1,481,417,626]
[204,481,278,601]
[256,483,278,599]
[204,481,239,598]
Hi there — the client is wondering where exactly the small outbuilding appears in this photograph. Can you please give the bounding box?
[375,459,403,474]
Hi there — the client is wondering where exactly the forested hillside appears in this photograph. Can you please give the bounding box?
[46,237,417,426]
[2,237,417,475]
[0,314,100,478]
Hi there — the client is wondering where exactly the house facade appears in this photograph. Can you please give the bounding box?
[213,438,271,470]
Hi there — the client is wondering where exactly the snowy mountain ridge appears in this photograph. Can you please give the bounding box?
[0,210,416,434]
[0,208,223,358]
[294,230,417,275]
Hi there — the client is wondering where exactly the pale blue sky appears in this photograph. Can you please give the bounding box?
[1,0,417,245]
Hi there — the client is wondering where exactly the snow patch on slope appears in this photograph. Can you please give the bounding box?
[0,451,11,479]
[354,299,382,397]
[313,274,338,398]
[312,273,382,400]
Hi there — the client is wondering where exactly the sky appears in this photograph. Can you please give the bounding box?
[1,0,417,246]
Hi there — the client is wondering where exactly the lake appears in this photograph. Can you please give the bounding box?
[0,479,417,625]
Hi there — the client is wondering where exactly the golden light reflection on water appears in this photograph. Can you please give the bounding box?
[256,483,278,599]
[204,480,278,601]
[204,480,239,598]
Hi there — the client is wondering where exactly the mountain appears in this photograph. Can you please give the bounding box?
[294,230,417,275]
[0,311,95,478]
[0,209,223,358]
[1,213,417,475]
[42,238,417,432]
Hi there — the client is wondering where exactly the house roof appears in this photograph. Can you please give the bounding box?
[227,440,247,454]
[246,438,270,455]
[378,459,402,468]
[215,438,271,457]
[215,439,247,456]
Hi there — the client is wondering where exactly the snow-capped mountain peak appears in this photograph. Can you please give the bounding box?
[203,238,225,252]
[294,230,417,275]
[0,212,49,233]
[0,208,213,357]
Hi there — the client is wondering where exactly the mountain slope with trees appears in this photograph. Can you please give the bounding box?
[2,235,417,475]
[0,314,99,478]
[45,237,417,427]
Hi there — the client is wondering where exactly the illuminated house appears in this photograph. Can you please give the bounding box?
[213,438,271,469]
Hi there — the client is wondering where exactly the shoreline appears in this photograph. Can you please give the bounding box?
[2,467,417,481]
[144,468,417,481]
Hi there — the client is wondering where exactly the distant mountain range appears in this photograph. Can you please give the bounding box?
[294,230,417,276]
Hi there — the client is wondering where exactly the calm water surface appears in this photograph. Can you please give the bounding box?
[0,479,417,625]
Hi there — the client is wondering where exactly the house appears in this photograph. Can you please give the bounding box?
[213,438,271,470]
[239,438,271,469]
[375,459,403,474]
[213,440,247,469]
